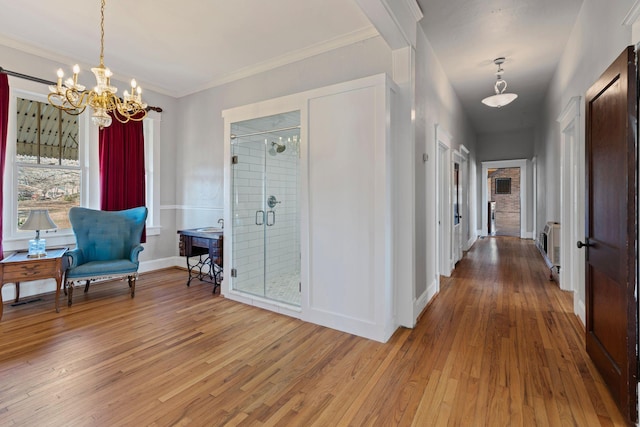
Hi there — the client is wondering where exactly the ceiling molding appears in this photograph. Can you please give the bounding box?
[622,0,640,26]
[0,34,177,97]
[182,26,380,98]
[405,0,423,22]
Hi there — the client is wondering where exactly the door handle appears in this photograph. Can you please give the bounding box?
[266,210,275,226]
[577,238,591,249]
[256,210,265,225]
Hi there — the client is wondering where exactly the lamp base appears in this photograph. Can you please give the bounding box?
[27,238,47,258]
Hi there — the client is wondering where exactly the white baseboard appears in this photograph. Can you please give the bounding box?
[413,288,430,323]
[575,294,586,327]
[465,235,477,251]
[2,257,184,301]
[426,277,438,304]
[139,256,182,273]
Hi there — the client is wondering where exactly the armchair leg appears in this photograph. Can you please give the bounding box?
[84,280,90,293]
[67,282,74,307]
[128,275,136,298]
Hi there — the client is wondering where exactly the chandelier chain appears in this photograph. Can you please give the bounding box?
[99,0,105,66]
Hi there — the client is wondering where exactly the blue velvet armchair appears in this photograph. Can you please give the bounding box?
[65,206,148,307]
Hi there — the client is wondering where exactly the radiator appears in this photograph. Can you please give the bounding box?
[542,221,560,266]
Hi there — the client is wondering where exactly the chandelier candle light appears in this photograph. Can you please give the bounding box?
[481,57,518,108]
[47,0,147,128]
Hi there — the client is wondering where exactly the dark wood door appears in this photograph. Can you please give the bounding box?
[584,45,637,423]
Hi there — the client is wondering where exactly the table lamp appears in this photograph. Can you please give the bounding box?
[19,209,57,258]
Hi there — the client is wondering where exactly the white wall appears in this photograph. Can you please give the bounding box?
[174,36,393,233]
[476,129,534,162]
[535,0,636,318]
[414,25,477,306]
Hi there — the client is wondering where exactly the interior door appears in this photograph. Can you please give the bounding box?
[231,136,266,297]
[583,45,637,423]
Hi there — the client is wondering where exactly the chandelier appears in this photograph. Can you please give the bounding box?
[481,57,518,108]
[47,0,147,128]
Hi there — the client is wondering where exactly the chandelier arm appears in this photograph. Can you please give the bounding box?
[113,111,132,124]
[62,102,87,115]
[47,93,85,115]
[66,89,90,109]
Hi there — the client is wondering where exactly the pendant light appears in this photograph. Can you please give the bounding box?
[481,57,518,108]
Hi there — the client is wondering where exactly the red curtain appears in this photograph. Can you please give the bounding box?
[99,118,146,242]
[0,74,9,258]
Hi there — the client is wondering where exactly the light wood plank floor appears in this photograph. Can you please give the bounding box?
[0,238,627,426]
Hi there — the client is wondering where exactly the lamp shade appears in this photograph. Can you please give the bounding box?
[481,93,518,108]
[20,209,57,231]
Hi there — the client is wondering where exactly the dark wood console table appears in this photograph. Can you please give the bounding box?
[177,228,223,293]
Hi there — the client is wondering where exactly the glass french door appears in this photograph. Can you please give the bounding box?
[230,112,300,306]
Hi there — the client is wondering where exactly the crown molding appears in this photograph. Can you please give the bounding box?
[182,26,380,97]
[622,0,640,26]
[405,0,423,22]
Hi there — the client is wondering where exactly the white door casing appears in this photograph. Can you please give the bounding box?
[481,159,528,238]
[558,96,585,319]
[436,125,452,277]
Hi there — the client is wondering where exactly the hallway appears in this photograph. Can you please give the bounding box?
[423,236,626,425]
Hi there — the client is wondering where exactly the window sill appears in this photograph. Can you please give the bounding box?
[3,224,161,254]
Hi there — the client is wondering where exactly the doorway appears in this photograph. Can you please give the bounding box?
[487,167,521,237]
[452,148,468,264]
[481,159,528,238]
[436,125,451,278]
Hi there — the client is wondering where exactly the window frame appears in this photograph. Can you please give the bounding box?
[3,82,89,251]
[495,177,512,195]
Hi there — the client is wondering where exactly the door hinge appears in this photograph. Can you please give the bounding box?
[231,268,237,277]
[299,282,301,292]
[232,155,238,164]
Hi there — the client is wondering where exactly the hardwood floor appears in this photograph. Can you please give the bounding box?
[0,238,627,426]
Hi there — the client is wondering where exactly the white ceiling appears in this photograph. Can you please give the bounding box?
[0,0,585,135]
[417,0,584,134]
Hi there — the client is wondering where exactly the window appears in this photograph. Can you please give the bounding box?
[16,98,80,230]
[3,81,160,252]
[495,178,511,194]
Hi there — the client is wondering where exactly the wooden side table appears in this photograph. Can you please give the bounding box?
[0,247,68,320]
